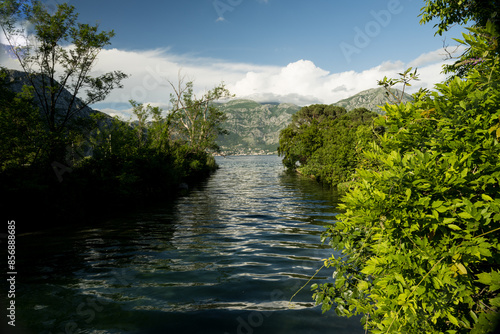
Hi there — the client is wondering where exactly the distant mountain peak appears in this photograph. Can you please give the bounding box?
[332,87,413,114]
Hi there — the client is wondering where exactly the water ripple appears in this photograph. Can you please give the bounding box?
[16,155,363,334]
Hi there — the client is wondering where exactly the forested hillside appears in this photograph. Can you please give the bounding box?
[215,99,300,155]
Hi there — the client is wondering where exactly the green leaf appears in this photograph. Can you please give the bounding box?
[481,194,494,202]
[435,205,449,213]
[447,224,462,231]
[479,247,492,258]
[458,212,474,219]
[491,296,500,307]
[476,272,492,285]
[432,201,444,208]
[443,217,456,224]
[358,280,369,291]
[405,188,412,201]
[447,313,459,326]
[455,262,467,275]
[470,310,478,322]
[394,273,405,285]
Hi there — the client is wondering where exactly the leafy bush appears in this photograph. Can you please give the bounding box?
[278,106,378,188]
[313,24,500,333]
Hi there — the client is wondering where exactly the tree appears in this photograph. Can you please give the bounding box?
[300,108,379,188]
[419,0,500,36]
[312,26,500,333]
[419,0,500,79]
[290,104,346,127]
[377,67,423,104]
[168,77,232,152]
[0,0,127,163]
[278,105,347,169]
[278,105,378,188]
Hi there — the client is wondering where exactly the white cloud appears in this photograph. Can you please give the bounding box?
[227,56,450,106]
[408,45,466,68]
[2,44,457,117]
[99,108,133,119]
[226,55,453,105]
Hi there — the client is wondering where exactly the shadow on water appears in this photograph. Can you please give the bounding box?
[10,155,362,334]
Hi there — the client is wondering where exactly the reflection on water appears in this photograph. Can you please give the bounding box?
[14,155,362,334]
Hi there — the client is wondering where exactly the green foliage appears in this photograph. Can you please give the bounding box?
[278,104,349,169]
[169,79,232,153]
[419,0,500,82]
[1,0,127,162]
[442,21,500,81]
[88,113,137,159]
[378,67,424,104]
[419,0,500,36]
[82,96,221,202]
[291,104,347,126]
[0,3,226,229]
[313,26,500,333]
[278,105,379,188]
[0,68,46,170]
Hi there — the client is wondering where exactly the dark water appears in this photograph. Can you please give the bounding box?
[13,155,363,334]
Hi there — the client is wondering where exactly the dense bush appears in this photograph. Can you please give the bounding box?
[312,24,500,333]
[278,105,379,188]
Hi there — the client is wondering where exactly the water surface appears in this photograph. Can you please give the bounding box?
[14,155,362,333]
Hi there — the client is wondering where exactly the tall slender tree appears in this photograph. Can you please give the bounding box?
[168,76,232,152]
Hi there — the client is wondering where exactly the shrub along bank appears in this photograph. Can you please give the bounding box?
[312,22,500,333]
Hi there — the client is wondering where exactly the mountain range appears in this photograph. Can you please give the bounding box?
[3,69,413,156]
[216,87,413,155]
[3,69,99,120]
[215,99,301,155]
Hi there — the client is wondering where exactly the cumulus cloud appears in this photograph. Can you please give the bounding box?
[227,56,451,107]
[227,55,453,106]
[2,43,457,118]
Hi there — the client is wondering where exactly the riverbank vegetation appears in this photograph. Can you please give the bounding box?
[278,105,380,189]
[0,1,231,230]
[309,2,500,333]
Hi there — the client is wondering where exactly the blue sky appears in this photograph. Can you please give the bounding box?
[72,0,457,71]
[2,0,469,117]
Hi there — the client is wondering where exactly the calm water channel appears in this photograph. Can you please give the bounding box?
[13,155,363,334]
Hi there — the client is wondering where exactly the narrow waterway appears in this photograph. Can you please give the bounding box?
[13,155,363,334]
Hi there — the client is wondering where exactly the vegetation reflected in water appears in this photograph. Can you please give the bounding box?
[15,155,363,334]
